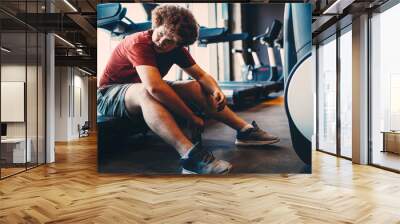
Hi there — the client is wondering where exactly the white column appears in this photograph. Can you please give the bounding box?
[46,33,55,163]
[352,14,369,164]
[312,45,317,151]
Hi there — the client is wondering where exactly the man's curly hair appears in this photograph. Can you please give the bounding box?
[152,5,199,46]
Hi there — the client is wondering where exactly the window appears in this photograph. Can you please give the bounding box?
[187,3,228,81]
[316,23,353,159]
[339,27,352,158]
[370,2,400,171]
[317,35,337,155]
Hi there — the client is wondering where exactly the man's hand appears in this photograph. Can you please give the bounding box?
[212,89,226,112]
[183,64,227,112]
[190,115,204,131]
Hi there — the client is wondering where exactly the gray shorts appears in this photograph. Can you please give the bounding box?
[97,81,177,120]
[97,84,133,119]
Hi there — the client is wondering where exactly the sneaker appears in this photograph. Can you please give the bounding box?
[235,121,280,146]
[181,143,232,174]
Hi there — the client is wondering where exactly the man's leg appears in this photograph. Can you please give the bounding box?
[124,83,193,157]
[124,83,232,174]
[168,80,249,131]
[169,80,280,145]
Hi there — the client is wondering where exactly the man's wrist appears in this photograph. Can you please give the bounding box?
[188,113,197,120]
[199,77,217,95]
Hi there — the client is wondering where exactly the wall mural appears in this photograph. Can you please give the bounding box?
[96,3,312,174]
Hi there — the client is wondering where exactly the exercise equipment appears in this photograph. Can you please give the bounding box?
[231,47,271,82]
[197,29,249,46]
[97,3,152,36]
[231,20,284,83]
[197,20,284,108]
[233,21,286,103]
[97,3,228,41]
[274,32,284,69]
[283,3,313,166]
[228,19,285,95]
[197,29,262,108]
[251,19,283,82]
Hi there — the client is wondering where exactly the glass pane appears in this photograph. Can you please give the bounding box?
[371,4,400,171]
[38,32,45,165]
[1,25,27,177]
[317,36,337,154]
[27,31,38,169]
[339,29,352,158]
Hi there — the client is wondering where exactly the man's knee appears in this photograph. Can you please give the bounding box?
[125,84,153,111]
[187,80,203,94]
[178,80,204,101]
[184,81,218,112]
[136,85,148,97]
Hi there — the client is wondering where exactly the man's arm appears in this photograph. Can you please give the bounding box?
[183,64,220,95]
[183,64,226,111]
[136,65,200,123]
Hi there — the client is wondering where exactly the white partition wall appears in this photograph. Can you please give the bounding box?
[54,67,89,141]
[1,82,24,122]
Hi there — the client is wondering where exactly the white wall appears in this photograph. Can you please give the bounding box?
[54,67,89,141]
[55,66,68,141]
[1,63,46,163]
[1,65,26,145]
[1,65,32,137]
[72,73,89,138]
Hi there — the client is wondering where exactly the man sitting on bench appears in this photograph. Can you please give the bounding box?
[98,5,280,174]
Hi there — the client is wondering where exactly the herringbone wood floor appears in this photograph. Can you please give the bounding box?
[1,135,400,223]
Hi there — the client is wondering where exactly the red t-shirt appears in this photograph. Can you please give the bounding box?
[99,30,196,87]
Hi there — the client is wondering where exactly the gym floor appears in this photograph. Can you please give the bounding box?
[100,96,309,174]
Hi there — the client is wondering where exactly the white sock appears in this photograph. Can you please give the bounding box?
[181,144,195,159]
[240,124,254,133]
